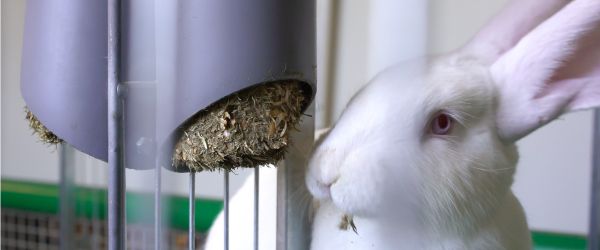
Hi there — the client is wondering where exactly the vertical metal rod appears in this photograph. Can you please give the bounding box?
[141,229,148,250]
[589,109,600,249]
[277,94,315,249]
[276,165,287,250]
[59,143,75,250]
[189,172,196,250]
[224,171,230,250]
[92,161,101,250]
[108,0,125,249]
[323,0,340,128]
[254,167,259,250]
[154,159,162,250]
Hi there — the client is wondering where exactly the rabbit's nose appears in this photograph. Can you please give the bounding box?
[306,145,340,199]
[308,175,338,200]
[316,180,334,198]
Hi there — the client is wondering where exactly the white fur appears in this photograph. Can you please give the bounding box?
[311,192,529,250]
[308,0,600,249]
[307,56,531,250]
[463,0,568,63]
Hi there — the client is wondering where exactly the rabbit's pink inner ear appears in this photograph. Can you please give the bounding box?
[491,0,600,142]
[552,26,600,83]
[555,26,600,111]
[462,0,567,63]
[567,78,600,111]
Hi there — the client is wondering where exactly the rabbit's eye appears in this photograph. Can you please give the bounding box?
[431,113,453,135]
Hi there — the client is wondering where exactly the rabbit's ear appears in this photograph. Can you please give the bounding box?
[490,0,600,142]
[462,0,568,63]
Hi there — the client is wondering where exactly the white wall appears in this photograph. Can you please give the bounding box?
[2,0,60,184]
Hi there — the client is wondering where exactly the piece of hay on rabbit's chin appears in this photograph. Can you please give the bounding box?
[25,107,63,144]
[172,80,308,172]
[339,214,358,234]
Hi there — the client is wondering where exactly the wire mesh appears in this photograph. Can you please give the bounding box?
[1,209,208,250]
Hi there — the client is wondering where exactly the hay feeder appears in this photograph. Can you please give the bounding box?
[20,0,316,248]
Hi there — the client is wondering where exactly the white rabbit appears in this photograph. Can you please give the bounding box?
[205,0,600,249]
[306,0,600,249]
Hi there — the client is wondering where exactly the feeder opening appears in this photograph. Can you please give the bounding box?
[171,80,312,172]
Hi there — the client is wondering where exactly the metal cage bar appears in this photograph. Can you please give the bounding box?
[277,111,315,250]
[154,159,162,250]
[59,143,75,250]
[107,0,126,249]
[276,165,287,250]
[589,109,600,249]
[224,172,230,250]
[189,172,196,250]
[254,167,260,250]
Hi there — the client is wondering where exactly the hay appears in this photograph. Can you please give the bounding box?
[172,80,309,172]
[25,107,63,144]
[339,214,357,234]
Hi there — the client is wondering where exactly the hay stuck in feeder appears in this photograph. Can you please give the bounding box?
[172,80,310,172]
[25,107,63,144]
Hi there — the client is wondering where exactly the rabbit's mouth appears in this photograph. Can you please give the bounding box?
[305,165,338,201]
[311,179,333,200]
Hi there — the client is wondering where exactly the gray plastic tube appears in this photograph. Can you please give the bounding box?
[21,0,315,170]
[21,0,109,161]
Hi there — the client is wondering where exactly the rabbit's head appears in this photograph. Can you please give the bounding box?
[307,0,600,234]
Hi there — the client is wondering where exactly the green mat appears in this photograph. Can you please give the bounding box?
[0,179,589,249]
[1,179,222,232]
